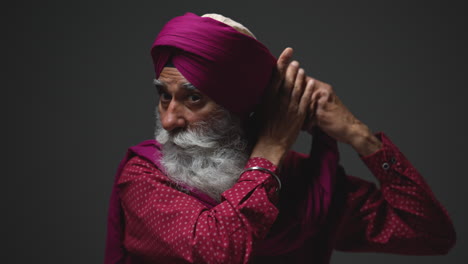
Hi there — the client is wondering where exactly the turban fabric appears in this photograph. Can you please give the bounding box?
[151,12,277,118]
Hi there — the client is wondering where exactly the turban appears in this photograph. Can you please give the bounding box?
[151,12,276,118]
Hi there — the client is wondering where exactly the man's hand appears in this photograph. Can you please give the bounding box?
[250,48,314,166]
[304,78,382,156]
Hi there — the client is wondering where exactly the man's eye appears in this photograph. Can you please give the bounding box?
[160,92,172,101]
[189,94,201,102]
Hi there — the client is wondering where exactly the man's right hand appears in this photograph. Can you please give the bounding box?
[250,47,315,166]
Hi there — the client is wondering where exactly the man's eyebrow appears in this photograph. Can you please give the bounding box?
[153,79,198,91]
[182,83,198,91]
[153,79,165,88]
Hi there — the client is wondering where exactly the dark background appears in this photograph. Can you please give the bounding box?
[5,0,467,263]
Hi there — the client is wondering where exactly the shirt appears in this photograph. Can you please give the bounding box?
[115,133,456,263]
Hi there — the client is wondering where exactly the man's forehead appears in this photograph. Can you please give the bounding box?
[156,67,198,90]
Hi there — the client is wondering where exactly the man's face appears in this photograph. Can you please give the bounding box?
[155,67,221,132]
[154,68,248,200]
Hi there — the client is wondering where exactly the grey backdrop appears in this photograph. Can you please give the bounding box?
[5,0,467,263]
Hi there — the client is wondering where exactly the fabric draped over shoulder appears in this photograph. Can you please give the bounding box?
[151,12,277,118]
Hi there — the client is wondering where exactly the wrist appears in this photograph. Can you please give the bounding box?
[250,142,287,167]
[348,124,382,156]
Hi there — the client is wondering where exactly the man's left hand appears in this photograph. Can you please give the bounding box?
[303,77,382,156]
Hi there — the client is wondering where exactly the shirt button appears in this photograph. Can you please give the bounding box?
[382,162,390,170]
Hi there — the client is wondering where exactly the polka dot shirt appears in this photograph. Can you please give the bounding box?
[333,133,456,255]
[118,157,279,263]
[116,133,456,263]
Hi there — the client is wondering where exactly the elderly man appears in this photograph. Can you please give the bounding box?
[105,13,456,264]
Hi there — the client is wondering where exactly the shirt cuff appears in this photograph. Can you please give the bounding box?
[240,157,280,192]
[360,132,410,181]
[241,156,278,178]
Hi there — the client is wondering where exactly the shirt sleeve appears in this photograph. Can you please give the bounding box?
[334,132,456,255]
[117,156,280,264]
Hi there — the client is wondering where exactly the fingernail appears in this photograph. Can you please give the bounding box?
[291,61,299,67]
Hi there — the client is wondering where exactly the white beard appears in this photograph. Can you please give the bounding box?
[154,109,249,201]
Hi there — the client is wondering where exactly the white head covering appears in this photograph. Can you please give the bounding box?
[202,13,257,39]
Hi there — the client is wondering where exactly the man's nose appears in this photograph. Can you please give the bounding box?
[160,101,187,131]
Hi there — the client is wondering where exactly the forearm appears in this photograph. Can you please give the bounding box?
[347,123,382,156]
[250,140,288,167]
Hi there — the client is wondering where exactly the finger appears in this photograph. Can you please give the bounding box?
[277,47,294,76]
[311,90,323,104]
[310,89,322,112]
[271,47,294,92]
[317,92,329,110]
[298,79,315,115]
[311,86,330,104]
[312,79,334,101]
[283,60,300,95]
[308,76,325,98]
[290,68,306,104]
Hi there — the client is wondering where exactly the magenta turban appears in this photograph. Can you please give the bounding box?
[151,12,277,118]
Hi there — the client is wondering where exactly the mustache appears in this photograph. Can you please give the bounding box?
[155,108,245,150]
[157,127,221,149]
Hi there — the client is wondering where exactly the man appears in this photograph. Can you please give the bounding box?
[105,13,456,263]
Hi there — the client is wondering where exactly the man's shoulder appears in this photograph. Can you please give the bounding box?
[124,155,154,170]
[116,139,165,183]
[126,139,163,168]
[118,155,167,185]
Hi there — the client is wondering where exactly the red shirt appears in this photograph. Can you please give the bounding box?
[117,133,455,263]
